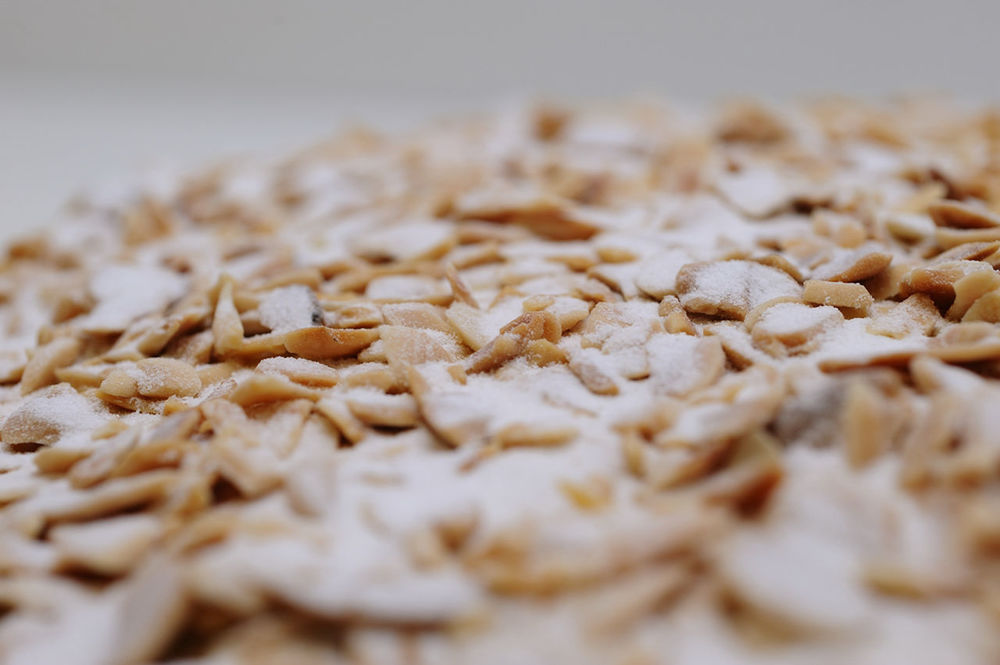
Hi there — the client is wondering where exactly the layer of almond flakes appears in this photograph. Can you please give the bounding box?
[0,99,1000,664]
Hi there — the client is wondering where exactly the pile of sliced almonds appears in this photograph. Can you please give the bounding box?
[1,99,1000,664]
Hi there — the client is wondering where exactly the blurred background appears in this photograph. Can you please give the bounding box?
[2,0,998,232]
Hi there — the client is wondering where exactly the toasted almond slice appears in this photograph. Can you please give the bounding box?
[345,391,420,428]
[676,260,801,320]
[841,379,889,468]
[38,471,179,529]
[885,212,935,242]
[50,514,161,576]
[900,260,994,298]
[455,192,601,240]
[383,302,454,334]
[750,302,843,351]
[811,247,892,282]
[963,290,1000,323]
[3,384,104,448]
[935,226,1000,249]
[255,357,338,387]
[283,326,378,360]
[328,302,383,328]
[465,334,523,374]
[568,348,620,396]
[380,325,458,370]
[110,559,188,665]
[230,331,288,358]
[750,253,805,282]
[445,263,478,308]
[492,422,577,448]
[523,339,568,366]
[895,182,947,213]
[928,200,1000,228]
[946,268,1000,320]
[100,368,139,398]
[867,294,941,338]
[658,296,696,335]
[559,475,613,512]
[229,374,318,406]
[931,240,1000,263]
[466,311,560,373]
[314,396,367,443]
[864,261,911,300]
[197,362,238,387]
[0,349,26,384]
[132,357,202,398]
[20,337,81,395]
[802,279,874,311]
[212,275,244,357]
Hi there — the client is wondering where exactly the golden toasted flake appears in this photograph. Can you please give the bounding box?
[255,356,338,386]
[283,326,378,359]
[802,279,874,311]
[229,374,318,406]
[929,200,1000,228]
[212,275,245,357]
[492,422,577,448]
[20,337,81,395]
[346,391,420,428]
[676,260,801,320]
[811,247,892,282]
[568,349,620,395]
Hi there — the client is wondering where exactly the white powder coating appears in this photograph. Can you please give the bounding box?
[1,384,107,447]
[0,102,996,664]
[258,285,319,333]
[81,264,187,333]
[634,248,696,298]
[715,166,793,218]
[350,220,456,262]
[752,302,844,344]
[365,274,445,300]
[646,333,724,396]
[678,260,802,319]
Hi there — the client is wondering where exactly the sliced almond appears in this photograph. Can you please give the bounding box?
[20,337,81,395]
[283,326,378,360]
[802,279,874,311]
[928,200,1000,228]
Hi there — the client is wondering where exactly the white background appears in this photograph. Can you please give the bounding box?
[1,0,997,234]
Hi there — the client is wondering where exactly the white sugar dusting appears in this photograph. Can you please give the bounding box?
[259,285,318,333]
[81,264,186,333]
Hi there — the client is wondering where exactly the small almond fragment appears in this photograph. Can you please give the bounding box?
[523,339,568,366]
[811,247,892,282]
[676,260,801,320]
[841,379,889,468]
[659,296,696,335]
[133,358,202,398]
[492,422,577,448]
[445,263,478,308]
[283,326,378,360]
[568,348,620,396]
[212,276,244,357]
[345,391,420,428]
[255,357,338,387]
[867,294,941,338]
[963,290,1000,323]
[928,200,1000,228]
[900,260,994,298]
[229,374,317,406]
[314,396,367,443]
[802,279,874,311]
[935,226,1000,250]
[21,337,81,395]
[946,268,1000,320]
